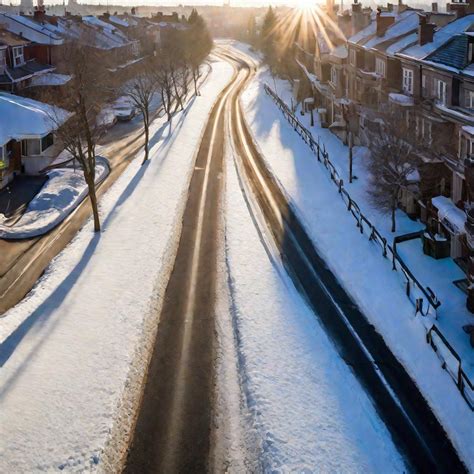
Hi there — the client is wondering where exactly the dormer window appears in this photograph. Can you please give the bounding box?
[12,46,25,68]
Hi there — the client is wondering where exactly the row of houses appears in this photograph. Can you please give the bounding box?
[0,8,186,192]
[293,0,474,311]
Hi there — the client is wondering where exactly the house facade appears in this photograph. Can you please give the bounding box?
[0,92,68,189]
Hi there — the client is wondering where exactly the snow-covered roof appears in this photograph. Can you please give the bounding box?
[0,13,63,45]
[0,92,69,145]
[81,15,131,49]
[385,31,417,56]
[462,125,474,135]
[398,14,474,60]
[108,15,138,28]
[432,195,466,234]
[29,72,72,87]
[365,11,420,50]
[329,44,348,60]
[389,92,414,106]
[348,9,408,45]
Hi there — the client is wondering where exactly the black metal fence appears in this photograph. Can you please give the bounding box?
[264,83,474,410]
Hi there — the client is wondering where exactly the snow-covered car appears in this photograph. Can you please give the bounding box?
[114,105,137,122]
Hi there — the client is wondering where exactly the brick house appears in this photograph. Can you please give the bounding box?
[0,28,54,92]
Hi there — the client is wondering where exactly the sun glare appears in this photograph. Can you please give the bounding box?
[295,0,315,10]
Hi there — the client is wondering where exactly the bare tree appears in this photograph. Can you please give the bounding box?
[47,39,113,232]
[154,57,175,122]
[367,108,419,233]
[123,65,157,164]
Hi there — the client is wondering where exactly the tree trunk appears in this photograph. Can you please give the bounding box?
[142,120,149,165]
[86,171,100,232]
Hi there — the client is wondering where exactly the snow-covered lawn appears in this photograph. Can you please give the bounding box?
[0,157,109,239]
[222,144,407,472]
[238,52,474,468]
[0,57,234,472]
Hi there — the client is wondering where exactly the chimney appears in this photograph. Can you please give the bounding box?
[432,2,438,12]
[447,2,468,18]
[352,0,361,13]
[33,5,46,23]
[418,13,436,45]
[376,8,395,36]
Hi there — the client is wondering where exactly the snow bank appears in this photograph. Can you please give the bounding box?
[0,57,234,472]
[240,61,474,468]
[222,138,407,472]
[0,157,109,239]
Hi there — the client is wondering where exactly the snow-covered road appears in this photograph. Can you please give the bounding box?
[0,57,234,472]
[221,141,407,471]
[232,42,473,469]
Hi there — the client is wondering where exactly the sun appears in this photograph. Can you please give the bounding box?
[294,0,314,10]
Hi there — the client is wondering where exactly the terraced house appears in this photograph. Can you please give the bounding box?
[292,0,474,310]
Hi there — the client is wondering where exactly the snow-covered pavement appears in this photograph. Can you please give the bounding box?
[0,57,234,472]
[0,157,109,239]
[239,55,474,468]
[222,138,407,472]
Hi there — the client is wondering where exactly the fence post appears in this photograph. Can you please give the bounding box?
[406,279,410,298]
[382,238,387,258]
[392,252,397,271]
[369,225,376,241]
[339,179,343,193]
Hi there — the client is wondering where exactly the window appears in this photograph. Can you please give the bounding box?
[466,90,474,109]
[375,57,386,77]
[330,66,337,86]
[12,46,24,68]
[421,74,427,96]
[350,49,357,67]
[421,119,432,144]
[436,79,448,105]
[41,133,54,153]
[402,68,414,94]
[21,139,41,156]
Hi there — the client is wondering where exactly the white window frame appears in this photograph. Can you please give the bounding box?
[436,79,448,105]
[350,48,357,67]
[12,46,25,68]
[466,90,474,109]
[402,67,414,95]
[375,57,386,77]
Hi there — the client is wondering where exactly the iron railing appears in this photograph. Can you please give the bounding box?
[264,83,474,409]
